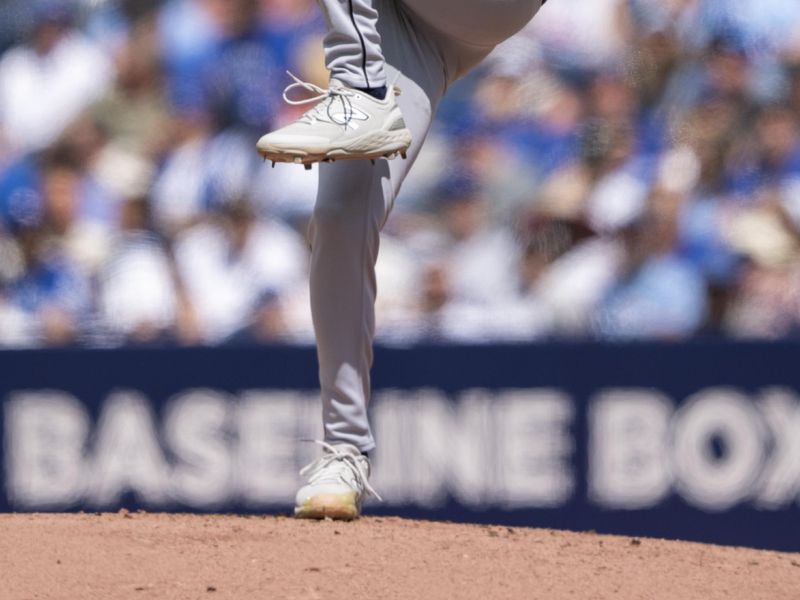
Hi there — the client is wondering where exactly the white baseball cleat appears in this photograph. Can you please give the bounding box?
[294,441,381,520]
[257,73,412,169]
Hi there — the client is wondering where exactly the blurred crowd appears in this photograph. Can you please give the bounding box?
[1,0,800,347]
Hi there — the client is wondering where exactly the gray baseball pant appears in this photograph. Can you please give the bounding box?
[311,0,544,452]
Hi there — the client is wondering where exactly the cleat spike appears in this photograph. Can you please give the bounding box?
[304,163,312,171]
[271,161,276,168]
[400,151,407,160]
[370,159,376,165]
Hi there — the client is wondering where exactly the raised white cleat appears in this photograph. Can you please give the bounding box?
[257,73,412,167]
[294,441,381,520]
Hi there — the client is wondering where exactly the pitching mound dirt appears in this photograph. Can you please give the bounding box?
[1,513,798,599]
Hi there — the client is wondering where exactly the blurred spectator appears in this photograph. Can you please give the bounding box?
[4,223,91,346]
[162,0,279,131]
[596,203,708,339]
[0,0,112,155]
[433,175,519,307]
[151,125,257,236]
[37,149,113,274]
[173,198,307,343]
[723,200,800,337]
[90,16,172,158]
[98,196,179,345]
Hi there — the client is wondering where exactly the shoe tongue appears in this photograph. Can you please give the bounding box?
[328,443,362,459]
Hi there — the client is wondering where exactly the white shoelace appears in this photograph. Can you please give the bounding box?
[300,440,382,501]
[282,72,358,127]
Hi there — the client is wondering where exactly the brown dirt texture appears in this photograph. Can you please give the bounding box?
[0,513,798,600]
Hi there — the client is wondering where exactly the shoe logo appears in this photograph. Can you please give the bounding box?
[328,107,370,130]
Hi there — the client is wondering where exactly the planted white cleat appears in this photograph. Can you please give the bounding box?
[294,441,381,520]
[257,73,412,167]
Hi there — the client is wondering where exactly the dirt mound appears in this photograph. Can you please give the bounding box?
[0,513,798,599]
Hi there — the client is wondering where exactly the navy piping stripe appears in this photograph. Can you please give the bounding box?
[347,0,370,88]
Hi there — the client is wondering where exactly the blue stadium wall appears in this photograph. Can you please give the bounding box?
[1,342,799,552]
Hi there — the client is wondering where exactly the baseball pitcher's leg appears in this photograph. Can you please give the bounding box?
[295,0,445,519]
[308,0,544,446]
[295,0,545,519]
[310,3,445,453]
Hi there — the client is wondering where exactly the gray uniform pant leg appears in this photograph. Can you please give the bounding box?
[309,0,544,452]
[309,0,444,452]
[318,0,387,89]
